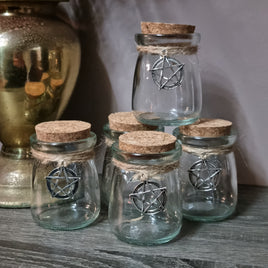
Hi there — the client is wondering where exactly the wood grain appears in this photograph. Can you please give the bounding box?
[0,185,267,267]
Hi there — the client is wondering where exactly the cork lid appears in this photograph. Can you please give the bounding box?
[179,118,232,137]
[108,112,157,132]
[50,78,64,90]
[119,131,176,154]
[141,21,195,35]
[41,72,50,81]
[35,120,91,142]
[25,82,45,98]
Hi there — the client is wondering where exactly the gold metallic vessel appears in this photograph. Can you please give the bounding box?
[0,0,81,207]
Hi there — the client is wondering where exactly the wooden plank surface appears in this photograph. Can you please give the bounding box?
[0,185,267,268]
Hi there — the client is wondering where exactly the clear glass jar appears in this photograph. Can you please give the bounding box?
[109,141,182,245]
[173,127,237,222]
[102,123,163,206]
[30,132,100,230]
[132,33,202,126]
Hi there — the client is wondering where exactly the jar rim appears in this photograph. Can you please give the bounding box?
[112,140,181,165]
[103,123,164,143]
[173,127,237,148]
[103,123,126,136]
[135,32,200,45]
[135,33,201,49]
[135,33,201,39]
[103,123,126,145]
[30,131,97,153]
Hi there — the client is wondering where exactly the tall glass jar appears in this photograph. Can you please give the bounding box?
[132,22,202,126]
[0,0,81,207]
[109,131,182,245]
[102,111,160,206]
[31,121,100,230]
[173,118,237,222]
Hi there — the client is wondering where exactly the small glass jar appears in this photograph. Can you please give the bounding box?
[102,123,125,206]
[109,131,182,245]
[173,119,237,222]
[31,121,100,230]
[102,112,161,206]
[132,22,202,126]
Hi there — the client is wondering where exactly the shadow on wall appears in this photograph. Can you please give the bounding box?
[201,65,264,186]
[59,0,112,138]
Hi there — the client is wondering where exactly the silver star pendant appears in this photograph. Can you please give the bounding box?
[129,181,167,215]
[188,159,222,191]
[151,55,184,90]
[46,166,80,199]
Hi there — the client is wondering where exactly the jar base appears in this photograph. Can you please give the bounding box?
[32,203,100,230]
[183,203,236,222]
[134,112,199,126]
[112,216,182,245]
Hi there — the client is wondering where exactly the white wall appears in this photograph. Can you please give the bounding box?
[60,0,268,186]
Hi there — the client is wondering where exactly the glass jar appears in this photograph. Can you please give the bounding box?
[102,123,125,206]
[109,131,182,245]
[31,121,100,230]
[132,26,202,126]
[173,119,237,222]
[102,112,162,206]
[0,0,81,207]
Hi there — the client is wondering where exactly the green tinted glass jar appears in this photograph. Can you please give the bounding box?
[31,121,100,230]
[173,118,237,222]
[108,131,182,245]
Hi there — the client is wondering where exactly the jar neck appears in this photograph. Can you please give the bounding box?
[0,1,63,16]
[30,132,97,154]
[103,124,165,147]
[112,141,181,166]
[173,128,237,149]
[135,33,200,47]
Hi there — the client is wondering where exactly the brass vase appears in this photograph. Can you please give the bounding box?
[0,0,81,207]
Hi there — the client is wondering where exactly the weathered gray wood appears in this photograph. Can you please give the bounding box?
[0,185,267,268]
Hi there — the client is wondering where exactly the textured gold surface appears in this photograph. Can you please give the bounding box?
[0,4,80,207]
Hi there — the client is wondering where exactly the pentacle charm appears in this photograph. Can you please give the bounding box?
[151,55,184,90]
[188,159,222,191]
[46,166,80,199]
[129,180,167,214]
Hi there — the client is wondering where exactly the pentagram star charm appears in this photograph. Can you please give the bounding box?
[129,181,167,215]
[188,159,222,191]
[46,166,80,199]
[151,55,184,90]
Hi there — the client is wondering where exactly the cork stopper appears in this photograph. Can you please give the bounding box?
[25,82,45,98]
[179,118,232,137]
[41,72,49,81]
[50,78,64,90]
[108,112,157,132]
[119,131,176,154]
[141,21,195,35]
[35,120,91,142]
